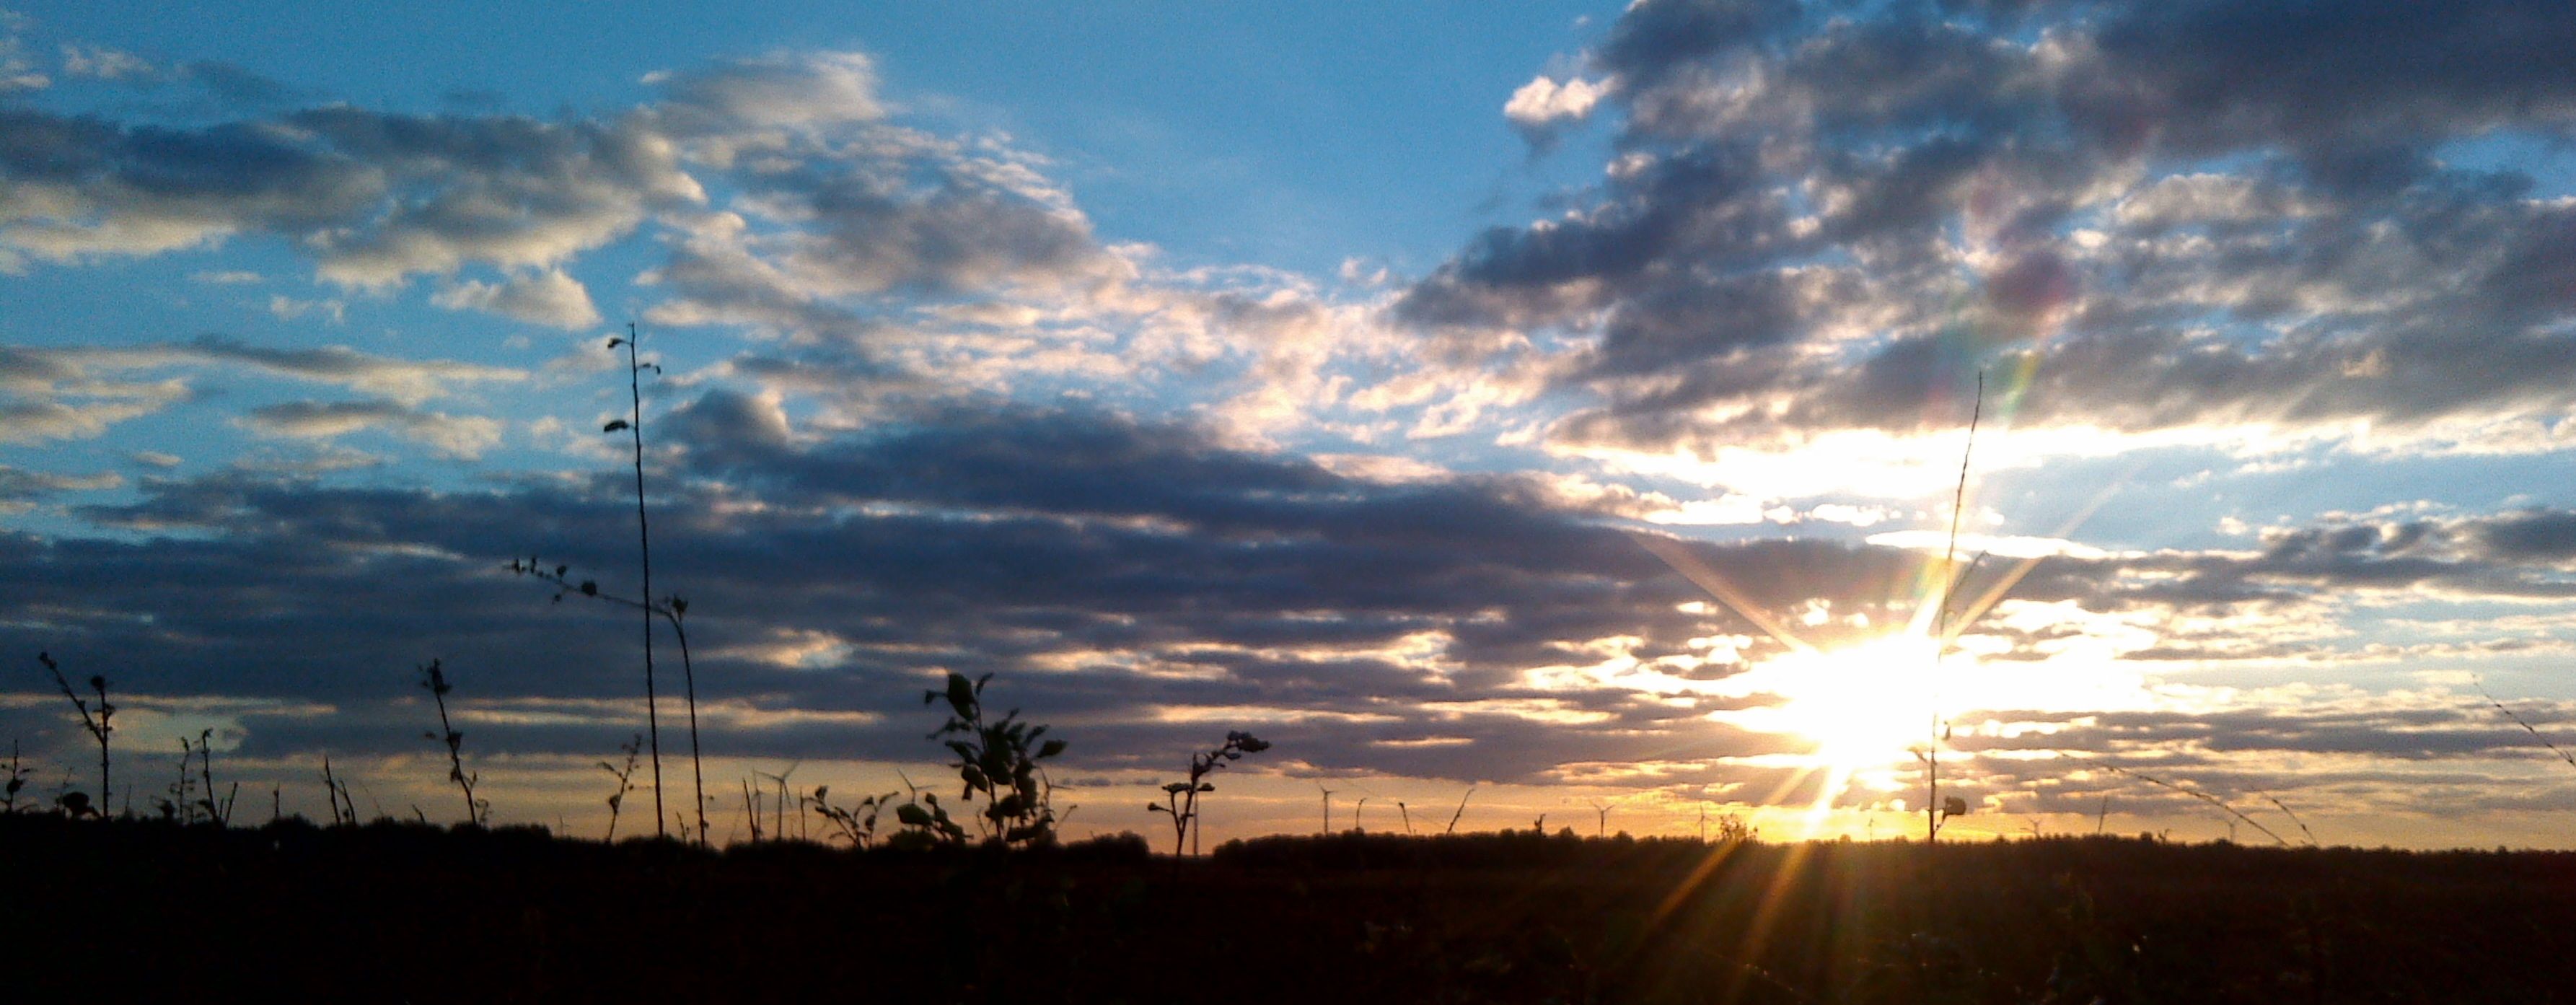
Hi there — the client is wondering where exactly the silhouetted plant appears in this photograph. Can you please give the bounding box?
[923,672,1066,847]
[198,729,235,826]
[157,738,193,823]
[172,728,237,826]
[2085,759,2285,846]
[1446,786,1475,835]
[418,659,488,826]
[888,770,969,849]
[2476,680,2576,771]
[2263,795,2320,847]
[38,652,113,817]
[599,734,643,841]
[812,785,902,848]
[3,740,28,813]
[603,323,690,843]
[1146,730,1268,856]
[319,755,357,826]
[1922,372,1986,846]
[511,558,708,845]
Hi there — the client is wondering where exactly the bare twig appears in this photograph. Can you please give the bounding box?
[2263,794,2319,847]
[512,561,705,843]
[320,755,356,827]
[1928,372,1984,845]
[2080,758,2286,846]
[2476,680,2576,771]
[419,659,485,826]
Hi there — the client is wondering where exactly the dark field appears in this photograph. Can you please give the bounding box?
[8,815,2571,1004]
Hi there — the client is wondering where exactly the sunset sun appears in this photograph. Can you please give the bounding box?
[1745,635,1951,773]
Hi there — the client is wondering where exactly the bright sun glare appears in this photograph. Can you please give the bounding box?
[1733,635,1951,773]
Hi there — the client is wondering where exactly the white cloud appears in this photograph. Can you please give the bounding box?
[268,294,346,324]
[1503,74,1609,128]
[234,399,505,459]
[433,269,603,329]
[58,44,156,81]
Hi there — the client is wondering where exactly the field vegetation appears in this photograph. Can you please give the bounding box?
[4,812,2570,1003]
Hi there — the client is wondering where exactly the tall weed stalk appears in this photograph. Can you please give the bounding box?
[513,558,707,843]
[38,652,112,817]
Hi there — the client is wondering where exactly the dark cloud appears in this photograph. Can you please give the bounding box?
[1593,0,1801,85]
[1403,0,2576,460]
[0,464,118,507]
[0,408,1720,780]
[10,403,2576,807]
[2087,0,2576,163]
[0,102,697,285]
[2466,510,2576,563]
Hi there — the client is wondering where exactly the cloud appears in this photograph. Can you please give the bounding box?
[0,32,46,95]
[433,269,603,329]
[169,335,527,405]
[267,294,344,324]
[0,104,703,287]
[1393,0,2576,473]
[1503,75,1608,147]
[234,398,504,459]
[58,44,154,81]
[0,463,119,512]
[6,44,1386,452]
[4,400,2574,829]
[0,336,527,445]
[0,393,181,444]
[649,51,885,141]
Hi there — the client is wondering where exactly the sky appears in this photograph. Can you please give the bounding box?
[6,0,2576,849]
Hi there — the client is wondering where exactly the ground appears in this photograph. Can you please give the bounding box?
[7,815,2571,1004]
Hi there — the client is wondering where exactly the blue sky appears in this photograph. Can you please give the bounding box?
[6,0,2576,848]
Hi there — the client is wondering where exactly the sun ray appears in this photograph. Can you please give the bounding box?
[1938,466,2137,644]
[1630,532,1817,655]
